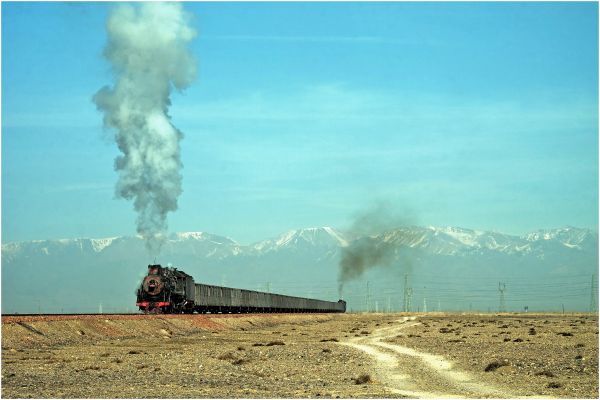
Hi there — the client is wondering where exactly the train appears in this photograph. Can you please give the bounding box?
[136,264,346,314]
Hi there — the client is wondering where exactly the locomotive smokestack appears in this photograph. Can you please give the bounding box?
[93,2,196,255]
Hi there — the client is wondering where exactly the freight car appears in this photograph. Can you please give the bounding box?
[136,264,346,314]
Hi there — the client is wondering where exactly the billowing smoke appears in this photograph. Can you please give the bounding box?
[338,201,416,297]
[93,3,196,254]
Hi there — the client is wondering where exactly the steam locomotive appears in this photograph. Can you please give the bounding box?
[136,264,346,314]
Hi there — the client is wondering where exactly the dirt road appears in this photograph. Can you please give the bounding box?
[341,316,516,398]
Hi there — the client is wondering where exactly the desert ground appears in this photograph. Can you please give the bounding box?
[1,312,598,398]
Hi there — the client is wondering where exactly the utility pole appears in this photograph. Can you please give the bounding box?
[589,274,597,313]
[498,282,506,313]
[266,282,271,293]
[423,297,427,313]
[387,297,391,313]
[375,301,379,313]
[366,281,371,312]
[99,303,103,314]
[438,300,441,312]
[403,274,409,312]
[406,288,413,312]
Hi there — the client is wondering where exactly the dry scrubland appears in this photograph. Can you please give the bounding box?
[1,312,598,398]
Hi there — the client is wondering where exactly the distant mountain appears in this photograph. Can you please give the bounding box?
[252,227,348,253]
[377,226,597,256]
[2,226,597,313]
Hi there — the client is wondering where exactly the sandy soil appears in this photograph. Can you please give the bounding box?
[1,313,598,398]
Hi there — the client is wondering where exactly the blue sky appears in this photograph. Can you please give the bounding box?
[2,1,598,244]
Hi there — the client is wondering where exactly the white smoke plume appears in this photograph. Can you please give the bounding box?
[93,3,196,255]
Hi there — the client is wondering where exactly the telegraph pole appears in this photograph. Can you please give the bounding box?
[423,297,427,313]
[589,274,597,313]
[498,282,506,313]
[402,274,409,312]
[366,281,371,312]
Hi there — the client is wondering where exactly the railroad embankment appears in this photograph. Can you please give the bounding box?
[1,313,334,350]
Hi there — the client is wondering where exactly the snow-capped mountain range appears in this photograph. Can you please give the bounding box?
[2,225,595,260]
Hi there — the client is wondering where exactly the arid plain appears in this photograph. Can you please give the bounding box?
[1,313,597,398]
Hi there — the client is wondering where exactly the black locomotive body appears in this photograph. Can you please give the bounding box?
[136,264,346,314]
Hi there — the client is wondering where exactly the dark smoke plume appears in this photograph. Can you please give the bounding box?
[338,201,416,296]
[93,3,196,254]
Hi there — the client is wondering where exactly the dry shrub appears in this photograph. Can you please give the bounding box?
[320,338,339,342]
[529,328,537,335]
[535,371,556,377]
[232,358,247,365]
[360,331,370,335]
[352,374,372,385]
[217,352,237,361]
[237,346,246,351]
[128,350,141,355]
[322,348,332,353]
[513,338,524,342]
[547,382,562,389]
[575,343,585,348]
[266,340,285,346]
[484,360,509,372]
[558,332,573,337]
[252,343,264,347]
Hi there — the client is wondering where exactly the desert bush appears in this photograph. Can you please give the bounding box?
[352,374,372,384]
[266,340,285,346]
[217,352,237,361]
[484,360,509,372]
[534,370,555,377]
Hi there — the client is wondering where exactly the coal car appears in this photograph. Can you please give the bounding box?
[136,264,346,314]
